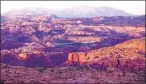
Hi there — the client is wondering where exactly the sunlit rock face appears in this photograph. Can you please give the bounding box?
[66,52,87,64]
[63,38,145,71]
[18,53,29,60]
[90,38,145,70]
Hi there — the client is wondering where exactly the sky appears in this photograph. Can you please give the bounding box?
[1,1,145,15]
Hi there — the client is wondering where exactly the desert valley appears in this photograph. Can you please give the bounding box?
[1,4,146,84]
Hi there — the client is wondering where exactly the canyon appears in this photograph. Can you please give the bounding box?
[1,14,145,83]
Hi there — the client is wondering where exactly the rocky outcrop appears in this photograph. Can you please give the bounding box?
[31,15,59,22]
[1,48,69,67]
[66,52,86,65]
[65,38,145,71]
[31,15,51,22]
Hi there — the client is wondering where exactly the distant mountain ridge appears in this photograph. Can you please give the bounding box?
[57,6,132,18]
[3,6,132,18]
[3,7,55,16]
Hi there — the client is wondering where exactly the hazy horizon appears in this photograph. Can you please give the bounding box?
[1,1,145,15]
